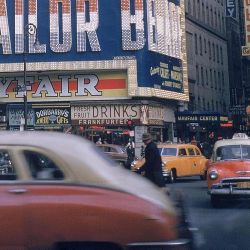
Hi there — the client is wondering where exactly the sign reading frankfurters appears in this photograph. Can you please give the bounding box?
[72,104,140,126]
[0,0,188,101]
[34,107,71,126]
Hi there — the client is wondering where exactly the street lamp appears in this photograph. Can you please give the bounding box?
[23,23,38,130]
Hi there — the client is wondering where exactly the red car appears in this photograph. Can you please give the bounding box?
[207,134,250,207]
[0,131,192,250]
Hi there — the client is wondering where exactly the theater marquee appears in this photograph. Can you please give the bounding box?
[0,0,188,102]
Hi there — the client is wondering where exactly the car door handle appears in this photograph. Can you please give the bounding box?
[8,188,27,194]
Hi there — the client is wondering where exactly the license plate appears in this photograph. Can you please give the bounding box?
[237,182,250,189]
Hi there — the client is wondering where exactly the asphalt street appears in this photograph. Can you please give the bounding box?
[168,177,250,250]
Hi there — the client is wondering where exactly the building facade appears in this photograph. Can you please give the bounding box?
[0,0,188,156]
[178,0,231,142]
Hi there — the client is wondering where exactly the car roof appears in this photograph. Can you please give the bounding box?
[157,143,197,148]
[213,139,250,150]
[0,131,175,213]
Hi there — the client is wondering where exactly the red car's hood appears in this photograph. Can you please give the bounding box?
[212,160,250,178]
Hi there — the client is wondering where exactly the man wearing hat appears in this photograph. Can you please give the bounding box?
[139,133,165,187]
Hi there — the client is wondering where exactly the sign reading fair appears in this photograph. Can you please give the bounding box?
[0,0,186,97]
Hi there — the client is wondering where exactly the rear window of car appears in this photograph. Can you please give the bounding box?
[159,147,177,156]
[188,148,195,156]
[216,145,250,160]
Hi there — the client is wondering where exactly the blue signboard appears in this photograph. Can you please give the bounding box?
[0,0,185,95]
[226,0,237,19]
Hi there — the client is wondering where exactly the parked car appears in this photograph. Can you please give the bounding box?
[131,143,208,183]
[207,134,250,207]
[96,143,128,167]
[0,131,193,250]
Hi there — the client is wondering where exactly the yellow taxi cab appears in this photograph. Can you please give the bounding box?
[131,143,208,183]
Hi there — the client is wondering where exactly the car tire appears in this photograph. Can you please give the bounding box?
[200,171,207,180]
[211,195,222,208]
[168,170,175,184]
[56,242,122,250]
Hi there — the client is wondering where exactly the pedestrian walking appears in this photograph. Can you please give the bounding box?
[125,138,135,169]
[139,133,165,187]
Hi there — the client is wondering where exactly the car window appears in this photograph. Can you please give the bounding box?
[188,148,195,156]
[178,148,187,156]
[24,151,64,180]
[0,150,16,180]
[195,148,201,155]
[110,147,117,153]
[216,145,250,160]
[159,147,177,156]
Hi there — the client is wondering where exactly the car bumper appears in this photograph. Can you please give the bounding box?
[208,181,250,197]
[127,238,192,250]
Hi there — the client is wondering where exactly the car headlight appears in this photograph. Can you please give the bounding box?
[131,161,136,168]
[209,170,218,180]
[162,161,166,167]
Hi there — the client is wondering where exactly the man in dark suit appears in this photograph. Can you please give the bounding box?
[139,133,165,187]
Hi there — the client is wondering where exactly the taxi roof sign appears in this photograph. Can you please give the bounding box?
[232,133,249,139]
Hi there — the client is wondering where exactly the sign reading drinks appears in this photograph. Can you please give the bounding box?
[71,104,140,126]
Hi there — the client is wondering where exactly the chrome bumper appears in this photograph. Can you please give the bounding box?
[209,188,250,196]
[127,238,192,249]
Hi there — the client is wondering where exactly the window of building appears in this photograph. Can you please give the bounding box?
[216,44,219,63]
[212,100,215,111]
[187,0,191,13]
[204,38,207,53]
[210,7,213,27]
[210,68,213,88]
[206,4,209,24]
[208,41,211,59]
[212,43,215,61]
[193,0,196,17]
[214,70,217,89]
[195,34,198,54]
[221,51,225,67]
[198,97,201,110]
[222,71,224,88]
[214,10,217,28]
[202,2,205,22]
[218,12,221,32]
[196,64,199,84]
[199,35,203,55]
[201,66,204,85]
[197,0,200,19]
[203,98,206,110]
[206,69,208,85]
[218,72,221,90]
